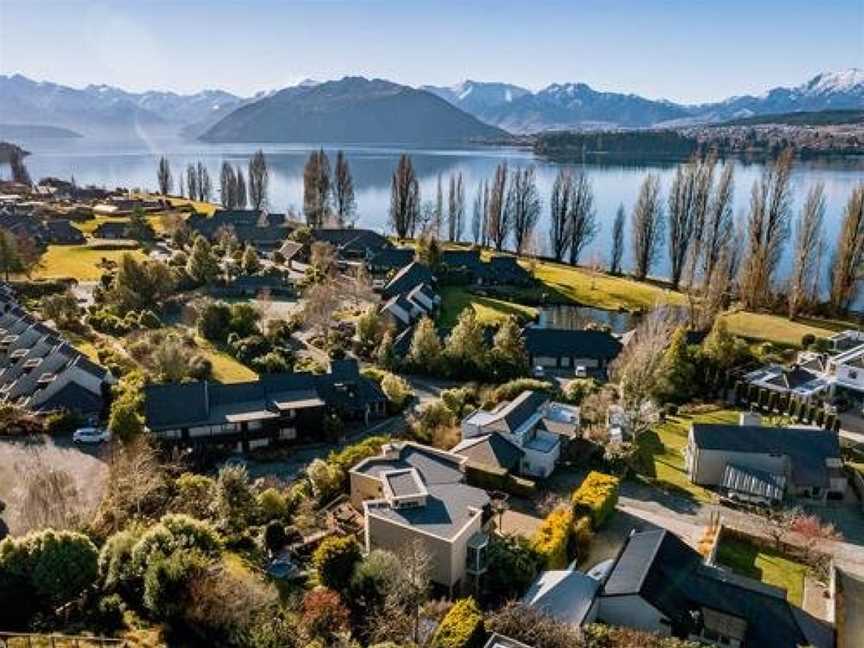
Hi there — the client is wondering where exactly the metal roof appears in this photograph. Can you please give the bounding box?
[721,463,786,502]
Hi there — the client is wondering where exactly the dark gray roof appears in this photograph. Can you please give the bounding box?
[453,433,524,471]
[369,247,414,269]
[383,261,434,298]
[523,328,622,360]
[485,390,548,434]
[692,424,841,488]
[601,529,834,648]
[312,228,390,255]
[35,380,104,415]
[385,469,425,497]
[355,444,464,485]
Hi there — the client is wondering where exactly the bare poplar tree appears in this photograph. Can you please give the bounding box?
[186,163,198,203]
[486,162,509,251]
[196,162,212,202]
[830,184,864,313]
[454,172,465,242]
[157,156,173,196]
[667,156,715,289]
[789,183,825,318]
[332,150,356,227]
[248,149,269,211]
[434,173,444,239]
[389,154,419,239]
[481,179,490,248]
[739,148,795,309]
[179,174,185,198]
[471,180,483,245]
[702,163,735,283]
[507,166,541,254]
[549,168,573,262]
[447,174,457,241]
[568,170,598,265]
[630,173,664,281]
[235,165,247,209]
[610,203,625,274]
[220,161,237,208]
[303,148,331,228]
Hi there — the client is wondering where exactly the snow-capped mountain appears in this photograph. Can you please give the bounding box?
[421,81,531,119]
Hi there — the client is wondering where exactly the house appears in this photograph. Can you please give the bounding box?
[367,247,415,274]
[93,221,131,240]
[380,282,440,330]
[311,228,391,260]
[684,416,846,503]
[597,529,833,648]
[143,359,385,451]
[187,209,294,251]
[0,285,114,416]
[457,390,579,478]
[439,249,533,287]
[44,219,85,245]
[209,273,294,298]
[349,440,492,595]
[523,328,622,375]
[522,568,600,626]
[382,261,435,299]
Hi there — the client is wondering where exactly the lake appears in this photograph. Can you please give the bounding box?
[12,134,864,283]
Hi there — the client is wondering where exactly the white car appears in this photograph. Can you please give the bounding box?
[574,365,588,378]
[72,427,110,444]
[532,365,545,378]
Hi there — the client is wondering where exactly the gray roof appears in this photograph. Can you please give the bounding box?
[485,391,548,434]
[383,261,434,298]
[484,635,533,648]
[523,569,599,626]
[452,433,524,471]
[692,423,841,488]
[721,463,786,502]
[385,468,426,497]
[355,444,465,486]
[523,328,622,360]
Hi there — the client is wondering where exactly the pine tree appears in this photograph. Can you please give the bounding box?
[186,236,220,285]
[491,316,528,379]
[408,317,443,372]
[377,330,396,370]
[241,245,260,275]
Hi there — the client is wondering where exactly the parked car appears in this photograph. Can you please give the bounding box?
[72,427,110,444]
[532,365,545,378]
[574,365,588,378]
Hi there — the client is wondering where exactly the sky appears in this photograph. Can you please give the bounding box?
[1,0,862,103]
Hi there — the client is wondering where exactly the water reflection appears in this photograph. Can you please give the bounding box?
[536,305,640,334]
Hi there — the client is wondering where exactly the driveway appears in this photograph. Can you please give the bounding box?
[0,434,109,538]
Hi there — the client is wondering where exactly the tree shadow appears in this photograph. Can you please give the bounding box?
[715,537,764,581]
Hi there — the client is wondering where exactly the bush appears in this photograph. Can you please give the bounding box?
[484,536,541,601]
[562,378,598,404]
[93,593,126,632]
[430,597,484,648]
[173,473,216,519]
[143,549,208,621]
[312,536,362,592]
[572,515,594,562]
[571,471,619,529]
[380,372,414,413]
[257,488,288,521]
[197,301,233,342]
[263,521,288,554]
[801,333,816,348]
[488,378,557,407]
[531,506,573,569]
[131,513,222,577]
[301,587,350,639]
[99,525,145,596]
[138,309,162,329]
[43,409,83,435]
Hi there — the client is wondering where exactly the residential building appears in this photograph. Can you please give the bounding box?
[186,209,295,252]
[0,285,113,416]
[457,390,579,478]
[522,568,600,626]
[380,282,440,330]
[310,228,391,259]
[597,529,833,648]
[684,416,846,503]
[439,249,533,286]
[143,359,385,451]
[93,221,133,240]
[382,261,435,299]
[367,247,415,274]
[523,328,622,375]
[349,441,492,595]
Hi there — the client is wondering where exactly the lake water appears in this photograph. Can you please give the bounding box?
[537,304,641,334]
[11,134,864,283]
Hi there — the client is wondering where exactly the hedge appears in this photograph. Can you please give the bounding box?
[464,462,536,498]
[531,506,573,569]
[571,471,619,530]
[430,597,484,648]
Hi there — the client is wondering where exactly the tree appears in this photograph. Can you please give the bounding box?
[487,162,509,251]
[408,316,443,372]
[186,235,221,285]
[448,172,465,242]
[39,290,80,329]
[108,383,145,441]
[196,161,212,201]
[368,540,431,646]
[486,602,582,648]
[789,183,825,318]
[507,166,542,255]
[390,154,420,239]
[303,148,332,227]
[8,147,31,185]
[702,163,735,283]
[15,450,87,533]
[630,173,664,281]
[610,203,625,274]
[667,155,716,289]
[484,535,541,601]
[313,536,362,592]
[740,148,795,309]
[241,244,260,275]
[830,183,864,314]
[434,173,444,239]
[235,165,247,209]
[356,305,384,353]
[567,169,598,265]
[197,300,233,341]
[248,149,269,210]
[186,163,198,202]
[143,548,209,621]
[157,156,173,196]
[127,206,155,243]
[219,161,237,208]
[213,464,255,531]
[350,549,404,628]
[381,373,414,412]
[415,233,442,268]
[108,253,175,313]
[302,588,351,640]
[491,315,529,380]
[332,150,356,226]
[377,330,396,370]
[303,280,340,336]
[471,179,484,245]
[0,228,21,280]
[656,326,696,403]
[549,168,573,262]
[444,308,487,377]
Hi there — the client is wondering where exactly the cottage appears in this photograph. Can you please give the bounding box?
[44,219,85,245]
[684,417,846,503]
[311,228,391,259]
[93,221,131,240]
[143,359,385,451]
[523,328,622,375]
[187,209,294,251]
[367,247,415,274]
[382,261,435,299]
[350,441,492,595]
[456,390,579,478]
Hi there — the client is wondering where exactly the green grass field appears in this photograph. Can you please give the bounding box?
[715,537,807,606]
[438,286,538,328]
[194,337,258,383]
[636,407,740,501]
[721,311,838,347]
[33,246,148,281]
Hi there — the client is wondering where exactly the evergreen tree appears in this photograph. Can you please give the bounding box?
[241,244,260,275]
[376,330,396,370]
[657,326,695,402]
[408,317,443,372]
[186,236,220,285]
[444,308,487,377]
[491,316,529,379]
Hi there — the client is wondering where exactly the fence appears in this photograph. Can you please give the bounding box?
[0,632,126,648]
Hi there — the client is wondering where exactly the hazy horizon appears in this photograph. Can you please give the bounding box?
[1,0,862,104]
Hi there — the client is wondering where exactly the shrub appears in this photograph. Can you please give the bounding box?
[213,464,256,531]
[312,536,362,592]
[430,597,484,648]
[257,488,288,521]
[484,536,542,601]
[572,515,594,562]
[562,378,598,404]
[98,525,145,595]
[131,513,221,577]
[197,301,233,342]
[571,471,619,529]
[143,549,208,621]
[301,588,350,639]
[488,378,557,407]
[380,372,414,413]
[173,473,216,519]
[43,409,84,435]
[801,333,816,348]
[93,593,126,632]
[138,309,162,329]
[531,506,573,569]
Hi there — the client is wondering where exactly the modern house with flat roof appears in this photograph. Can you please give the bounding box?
[684,417,846,504]
[144,359,385,451]
[457,390,579,478]
[349,441,492,595]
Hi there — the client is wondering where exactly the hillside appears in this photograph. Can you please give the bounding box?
[718,109,864,127]
[201,77,507,143]
[0,124,82,139]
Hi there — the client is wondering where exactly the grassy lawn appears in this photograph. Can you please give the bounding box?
[32,245,148,281]
[529,259,685,312]
[195,337,258,384]
[715,537,806,606]
[721,310,838,347]
[438,285,538,328]
[635,407,739,502]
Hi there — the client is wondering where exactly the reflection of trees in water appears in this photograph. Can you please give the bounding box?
[538,305,641,334]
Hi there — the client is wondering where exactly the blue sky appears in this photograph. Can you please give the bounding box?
[1,0,861,102]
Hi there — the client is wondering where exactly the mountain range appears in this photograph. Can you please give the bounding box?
[0,69,861,142]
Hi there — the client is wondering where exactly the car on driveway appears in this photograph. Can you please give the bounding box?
[532,365,546,378]
[72,427,110,444]
[574,365,588,378]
